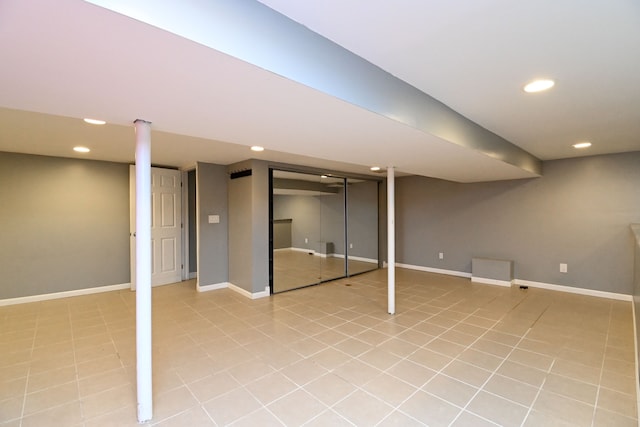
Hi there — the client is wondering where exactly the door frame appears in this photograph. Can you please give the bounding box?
[181,168,195,281]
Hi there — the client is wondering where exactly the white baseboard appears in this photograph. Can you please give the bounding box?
[284,248,377,264]
[389,263,631,301]
[0,283,131,307]
[197,281,230,293]
[395,262,472,278]
[471,277,513,287]
[290,247,314,254]
[228,283,270,299]
[331,254,378,264]
[252,285,271,299]
[188,272,197,279]
[513,279,632,301]
[197,282,271,299]
[287,247,331,258]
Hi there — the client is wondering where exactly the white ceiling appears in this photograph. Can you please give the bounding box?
[257,0,640,161]
[1,0,638,182]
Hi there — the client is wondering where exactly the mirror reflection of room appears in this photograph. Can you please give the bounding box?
[271,170,378,293]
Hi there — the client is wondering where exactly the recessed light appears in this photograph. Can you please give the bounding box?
[370,166,381,171]
[572,142,592,149]
[83,118,106,125]
[73,146,91,153]
[523,79,555,93]
[320,175,328,179]
[250,146,264,152]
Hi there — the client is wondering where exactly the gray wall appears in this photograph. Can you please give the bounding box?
[273,193,344,254]
[0,152,130,299]
[347,180,379,260]
[196,162,228,287]
[273,219,292,249]
[228,166,253,293]
[188,169,197,274]
[251,161,270,293]
[274,194,319,251]
[273,180,379,260]
[228,160,270,294]
[396,152,640,295]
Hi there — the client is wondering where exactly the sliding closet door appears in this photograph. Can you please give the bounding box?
[271,170,349,293]
[272,171,323,292]
[271,169,379,293]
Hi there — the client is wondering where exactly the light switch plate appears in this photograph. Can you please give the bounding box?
[208,215,220,224]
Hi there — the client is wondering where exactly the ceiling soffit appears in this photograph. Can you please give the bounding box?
[85,0,541,177]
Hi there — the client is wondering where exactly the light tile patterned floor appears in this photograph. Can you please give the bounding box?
[1,268,638,426]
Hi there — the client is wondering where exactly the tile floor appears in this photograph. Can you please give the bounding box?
[0,268,638,426]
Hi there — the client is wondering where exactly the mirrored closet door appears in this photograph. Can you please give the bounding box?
[271,169,379,293]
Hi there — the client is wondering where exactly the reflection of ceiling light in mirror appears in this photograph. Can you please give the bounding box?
[370,166,381,171]
[73,146,90,153]
[523,79,555,93]
[83,118,106,125]
[572,142,592,149]
[250,146,264,152]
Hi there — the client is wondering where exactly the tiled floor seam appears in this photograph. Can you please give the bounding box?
[591,303,616,426]
[519,359,553,427]
[17,309,38,424]
[347,303,509,426]
[446,309,534,426]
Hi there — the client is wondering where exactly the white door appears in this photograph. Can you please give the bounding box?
[130,166,183,289]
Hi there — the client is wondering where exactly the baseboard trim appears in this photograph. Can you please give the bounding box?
[290,247,314,254]
[288,247,336,258]
[197,281,230,293]
[228,283,270,299]
[395,263,472,278]
[330,254,378,264]
[471,277,513,287]
[197,282,271,299]
[188,272,197,279]
[0,283,131,307]
[284,248,377,264]
[513,279,632,301]
[391,263,631,301]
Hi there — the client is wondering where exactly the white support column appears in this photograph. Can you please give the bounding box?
[387,166,395,315]
[134,119,153,423]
